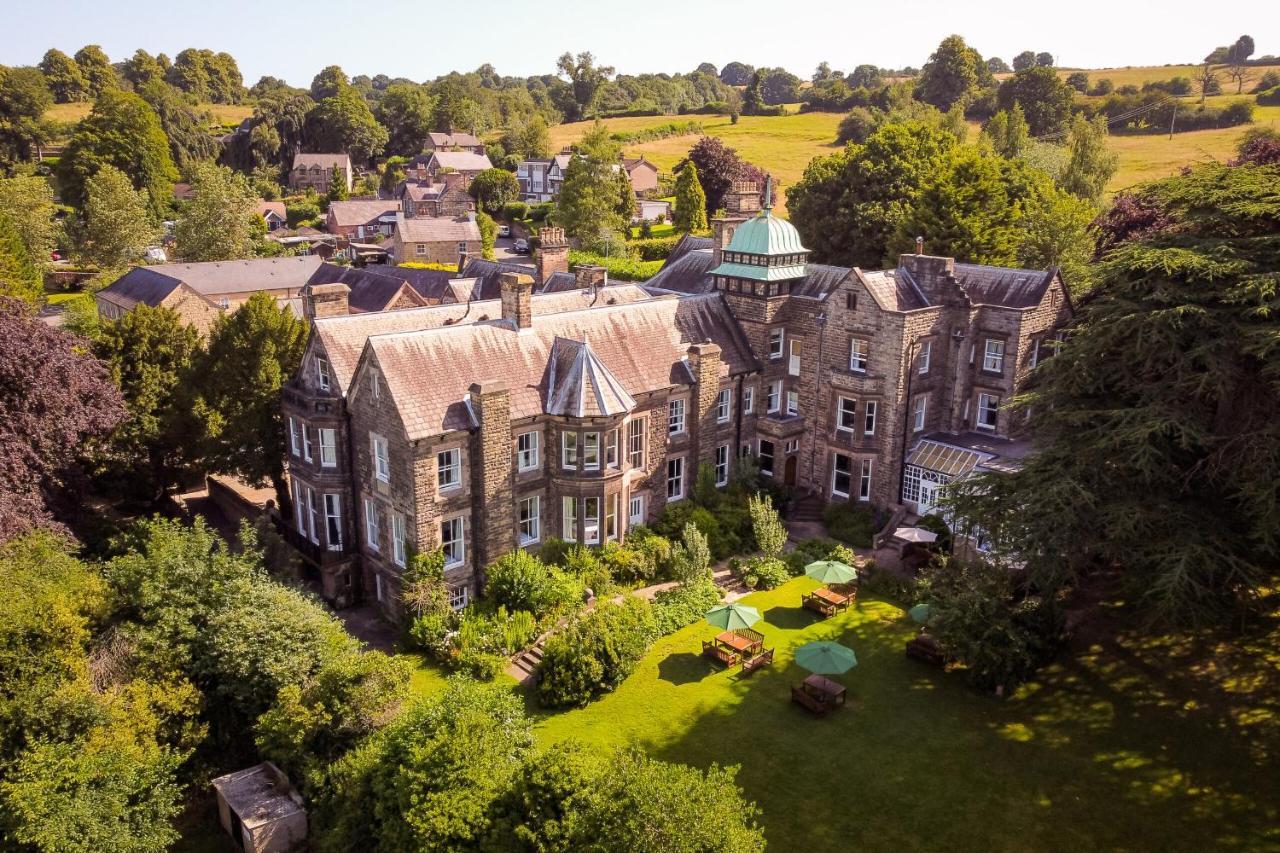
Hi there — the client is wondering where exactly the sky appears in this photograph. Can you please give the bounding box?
[4,0,1274,86]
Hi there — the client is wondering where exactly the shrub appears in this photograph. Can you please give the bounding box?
[608,121,702,144]
[529,202,555,223]
[627,235,683,261]
[836,107,876,145]
[485,549,582,618]
[537,597,657,708]
[651,577,723,636]
[784,538,853,576]
[538,537,573,567]
[559,545,612,596]
[1221,100,1256,125]
[747,492,787,557]
[669,522,712,582]
[398,261,458,271]
[1089,79,1114,96]
[917,513,954,552]
[1065,72,1089,93]
[1258,86,1280,106]
[596,540,656,586]
[503,201,529,221]
[567,251,663,282]
[859,561,916,604]
[823,501,887,548]
[285,201,320,227]
[625,526,675,579]
[739,556,788,590]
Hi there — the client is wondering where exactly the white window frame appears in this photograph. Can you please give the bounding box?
[715,389,731,423]
[415,243,427,256]
[437,447,461,491]
[316,357,331,391]
[742,386,755,414]
[832,453,852,498]
[768,328,784,360]
[715,445,729,486]
[977,393,1000,431]
[766,381,781,414]
[668,399,686,435]
[605,429,619,468]
[562,431,578,469]
[441,516,465,568]
[583,497,600,544]
[983,338,1006,373]
[302,426,313,463]
[517,431,540,471]
[849,338,869,373]
[1028,338,1041,369]
[319,428,337,468]
[306,488,319,544]
[562,496,578,542]
[363,497,379,551]
[583,432,600,470]
[788,339,801,376]
[448,585,469,611]
[372,434,390,483]
[918,340,932,375]
[292,480,306,534]
[288,417,300,456]
[837,397,858,432]
[758,440,775,477]
[864,400,877,435]
[913,396,927,433]
[629,493,645,526]
[518,495,540,545]
[859,458,873,501]
[666,457,685,501]
[324,493,342,551]
[392,513,406,567]
[627,418,646,468]
[786,390,799,416]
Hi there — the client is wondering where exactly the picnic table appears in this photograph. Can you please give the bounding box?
[803,673,847,705]
[702,629,764,667]
[802,586,853,618]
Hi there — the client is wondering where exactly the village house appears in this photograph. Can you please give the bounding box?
[423,131,486,154]
[325,199,402,242]
[289,153,353,194]
[390,213,482,265]
[623,157,660,195]
[256,201,287,232]
[515,154,571,203]
[404,151,493,187]
[280,184,1072,614]
[396,172,474,219]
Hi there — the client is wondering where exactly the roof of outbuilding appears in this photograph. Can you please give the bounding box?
[327,199,401,227]
[428,151,493,172]
[94,266,185,309]
[100,256,324,304]
[428,132,482,147]
[306,264,426,313]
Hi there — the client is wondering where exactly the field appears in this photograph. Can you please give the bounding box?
[44,101,254,127]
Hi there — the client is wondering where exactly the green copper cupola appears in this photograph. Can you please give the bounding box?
[709,179,809,297]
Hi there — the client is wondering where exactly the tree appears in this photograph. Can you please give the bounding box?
[137,80,219,170]
[1012,51,1037,71]
[476,210,497,260]
[73,44,117,96]
[695,62,719,76]
[121,49,166,89]
[175,162,258,262]
[39,49,88,103]
[556,52,615,121]
[197,293,307,508]
[1060,114,1118,203]
[0,176,60,267]
[949,160,1280,625]
[304,87,388,163]
[996,67,1075,137]
[310,64,349,101]
[468,168,521,216]
[1016,187,1095,293]
[1065,72,1090,92]
[376,84,436,157]
[742,70,764,115]
[758,68,802,104]
[719,62,755,86]
[982,106,1030,158]
[672,162,708,232]
[57,89,178,215]
[849,64,884,89]
[0,298,124,543]
[1225,35,1256,93]
[836,107,876,144]
[986,56,1011,74]
[1035,52,1055,67]
[70,165,157,270]
[916,34,987,111]
[1195,62,1220,105]
[678,136,768,218]
[499,113,551,160]
[1231,127,1280,166]
[0,211,43,307]
[0,65,53,166]
[556,123,627,249]
[787,120,957,267]
[748,492,786,557]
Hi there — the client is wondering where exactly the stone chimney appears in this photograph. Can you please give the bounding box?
[686,342,723,468]
[575,264,607,294]
[724,180,763,215]
[303,283,350,319]
[468,380,514,575]
[898,253,964,308]
[535,227,570,287]
[500,271,535,329]
[457,249,469,278]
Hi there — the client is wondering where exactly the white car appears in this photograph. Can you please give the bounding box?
[498,225,511,237]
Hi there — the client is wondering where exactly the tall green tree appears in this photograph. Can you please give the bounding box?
[0,65,53,165]
[996,67,1075,137]
[137,80,219,170]
[950,160,1280,625]
[915,34,989,111]
[175,162,259,262]
[304,87,388,163]
[468,168,521,216]
[38,49,88,103]
[556,52,615,121]
[375,84,436,156]
[93,305,203,503]
[499,113,551,160]
[673,162,708,232]
[557,122,627,249]
[309,65,350,101]
[0,211,43,307]
[1059,114,1118,203]
[0,176,60,266]
[57,89,179,215]
[197,292,307,508]
[982,106,1030,158]
[1016,189,1096,293]
[72,44,118,97]
[70,165,158,270]
[121,49,166,90]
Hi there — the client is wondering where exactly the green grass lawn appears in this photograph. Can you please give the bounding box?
[527,576,1280,852]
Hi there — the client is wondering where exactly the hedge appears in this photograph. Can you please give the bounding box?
[609,121,703,144]
[568,251,663,282]
[627,235,683,261]
[1258,86,1280,106]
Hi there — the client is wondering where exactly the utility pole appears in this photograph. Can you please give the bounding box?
[1168,99,1177,140]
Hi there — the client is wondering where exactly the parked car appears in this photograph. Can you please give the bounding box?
[497,224,511,237]
[512,238,530,254]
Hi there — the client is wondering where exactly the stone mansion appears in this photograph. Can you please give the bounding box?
[282,184,1073,614]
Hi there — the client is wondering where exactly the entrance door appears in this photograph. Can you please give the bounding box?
[918,479,939,515]
[784,455,798,487]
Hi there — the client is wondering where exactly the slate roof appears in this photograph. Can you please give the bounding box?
[428,132,482,148]
[306,264,424,313]
[293,152,351,170]
[643,247,716,295]
[856,269,929,311]
[538,271,580,294]
[545,337,637,417]
[94,266,186,309]
[666,234,714,265]
[99,256,325,306]
[460,257,538,300]
[395,214,481,243]
[791,264,852,300]
[952,264,1057,309]
[367,293,758,439]
[429,151,493,172]
[327,199,401,228]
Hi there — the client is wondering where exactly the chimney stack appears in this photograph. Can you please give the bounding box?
[574,264,606,295]
[303,283,350,319]
[916,236,924,255]
[457,249,469,278]
[500,272,535,330]
[534,226,570,287]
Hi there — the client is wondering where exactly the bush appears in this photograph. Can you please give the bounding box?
[1252,71,1280,94]
[1258,86,1280,106]
[1089,79,1114,96]
[739,556,789,590]
[567,251,663,282]
[748,492,787,557]
[836,107,876,145]
[625,526,675,579]
[537,597,657,708]
[1065,72,1089,93]
[485,549,582,618]
[859,560,916,604]
[529,202,555,223]
[627,234,683,261]
[559,545,612,596]
[285,201,320,227]
[916,514,953,552]
[1221,100,1256,125]
[503,201,529,221]
[608,121,702,145]
[823,501,887,548]
[596,540,657,586]
[398,261,458,271]
[784,538,855,576]
[651,577,723,636]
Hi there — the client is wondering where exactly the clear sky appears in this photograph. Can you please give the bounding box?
[5,0,1274,86]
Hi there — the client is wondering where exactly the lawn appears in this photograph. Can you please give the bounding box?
[527,576,1280,852]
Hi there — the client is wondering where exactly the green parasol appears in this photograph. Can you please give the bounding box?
[794,640,858,675]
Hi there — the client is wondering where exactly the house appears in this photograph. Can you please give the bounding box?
[95,255,326,333]
[623,157,660,195]
[390,213,482,265]
[325,199,402,242]
[289,153,353,194]
[516,154,572,203]
[403,151,493,187]
[280,182,1072,614]
[397,173,474,219]
[424,131,485,154]
[256,201,287,232]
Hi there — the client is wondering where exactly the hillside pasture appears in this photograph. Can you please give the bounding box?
[44,101,254,127]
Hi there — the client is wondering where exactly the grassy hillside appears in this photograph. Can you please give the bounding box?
[45,101,254,126]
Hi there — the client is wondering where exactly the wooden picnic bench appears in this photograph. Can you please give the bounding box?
[704,629,766,668]
[740,647,774,675]
[790,684,829,716]
[702,640,740,667]
[802,587,852,618]
[906,632,946,668]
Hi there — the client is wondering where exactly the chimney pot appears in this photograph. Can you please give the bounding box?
[916,236,924,255]
[500,272,535,329]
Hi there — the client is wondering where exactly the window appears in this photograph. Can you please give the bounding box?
[846,291,857,311]
[983,339,1005,373]
[517,431,539,471]
[371,370,380,401]
[785,438,799,454]
[218,297,230,310]
[715,445,729,486]
[392,513,406,567]
[316,357,331,391]
[306,488,319,544]
[769,328,784,359]
[913,395,927,432]
[849,339,869,373]
[562,432,578,468]
[448,585,469,611]
[627,418,646,468]
[600,428,617,467]
[302,426,313,463]
[441,517,464,568]
[715,389,731,423]
[562,496,578,541]
[977,393,1000,430]
[918,341,932,375]
[766,381,781,414]
[666,457,685,501]
[629,494,645,526]
[584,497,600,544]
[1028,338,1041,369]
[372,435,390,483]
[457,241,468,254]
[518,496,540,545]
[374,573,384,602]
[743,386,755,414]
[832,453,852,498]
[859,459,873,501]
[788,339,801,376]
[606,494,618,540]
[786,390,799,416]
[319,428,337,467]
[437,448,461,490]
[668,399,686,435]
[837,397,858,432]
[583,432,600,470]
[415,243,427,256]
[293,480,306,534]
[759,440,775,476]
[324,493,342,551]
[363,498,379,551]
[864,401,878,435]
[288,417,300,456]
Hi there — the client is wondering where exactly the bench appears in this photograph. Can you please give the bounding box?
[906,634,946,668]
[702,640,739,667]
[802,591,850,618]
[790,684,829,717]
[740,648,774,675]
